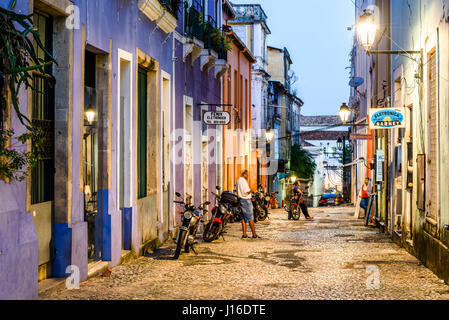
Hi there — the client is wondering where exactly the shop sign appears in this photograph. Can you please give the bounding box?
[203,111,231,126]
[369,108,406,129]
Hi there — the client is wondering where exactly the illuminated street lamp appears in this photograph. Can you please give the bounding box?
[337,138,343,150]
[357,9,377,50]
[265,129,275,143]
[355,8,422,61]
[85,104,96,125]
[339,103,351,124]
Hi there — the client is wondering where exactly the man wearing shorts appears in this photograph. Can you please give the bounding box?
[236,170,260,239]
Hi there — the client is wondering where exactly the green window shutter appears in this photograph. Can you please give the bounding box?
[31,11,55,205]
[137,67,148,199]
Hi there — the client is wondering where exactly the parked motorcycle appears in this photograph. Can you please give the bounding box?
[254,185,269,222]
[259,185,271,213]
[252,192,268,222]
[173,192,210,259]
[284,193,301,221]
[270,192,279,209]
[203,187,237,242]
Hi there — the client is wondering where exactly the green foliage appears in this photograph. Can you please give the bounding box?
[0,127,40,181]
[210,27,232,52]
[290,144,317,180]
[0,3,56,181]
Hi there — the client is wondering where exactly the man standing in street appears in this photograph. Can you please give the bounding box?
[236,170,260,239]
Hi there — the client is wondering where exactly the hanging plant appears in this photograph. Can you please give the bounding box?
[210,27,233,52]
[0,3,56,182]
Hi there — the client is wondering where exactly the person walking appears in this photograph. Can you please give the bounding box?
[236,170,260,239]
[292,181,314,220]
[360,178,371,217]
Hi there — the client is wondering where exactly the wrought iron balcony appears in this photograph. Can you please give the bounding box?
[184,0,204,41]
[203,16,228,61]
[202,16,216,50]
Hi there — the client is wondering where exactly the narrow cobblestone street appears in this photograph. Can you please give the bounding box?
[40,207,449,300]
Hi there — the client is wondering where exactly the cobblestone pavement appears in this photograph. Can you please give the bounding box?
[40,207,449,300]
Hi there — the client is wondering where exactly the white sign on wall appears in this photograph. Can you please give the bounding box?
[203,111,231,126]
[376,149,385,182]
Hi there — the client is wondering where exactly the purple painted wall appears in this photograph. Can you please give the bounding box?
[1,0,223,299]
[174,0,222,209]
[0,0,38,300]
[73,0,175,267]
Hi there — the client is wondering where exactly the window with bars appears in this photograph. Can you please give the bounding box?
[31,11,54,205]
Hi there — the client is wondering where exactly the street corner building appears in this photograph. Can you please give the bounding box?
[0,0,232,299]
[350,0,449,286]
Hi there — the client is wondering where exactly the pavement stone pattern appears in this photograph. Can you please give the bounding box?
[39,207,449,300]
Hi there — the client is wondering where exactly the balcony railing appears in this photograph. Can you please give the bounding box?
[202,16,216,50]
[204,16,228,60]
[184,0,204,41]
[159,0,181,19]
[183,3,229,62]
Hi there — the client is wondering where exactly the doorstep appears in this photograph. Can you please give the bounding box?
[87,260,109,279]
[120,250,134,265]
[38,277,66,295]
[38,251,136,296]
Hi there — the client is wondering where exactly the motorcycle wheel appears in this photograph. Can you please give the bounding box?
[253,204,264,223]
[203,221,222,242]
[174,229,188,259]
[291,207,300,221]
[234,215,242,223]
[258,207,269,221]
[233,211,242,223]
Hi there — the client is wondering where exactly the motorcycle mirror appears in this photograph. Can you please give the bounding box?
[204,201,211,206]
[175,192,182,197]
[276,192,279,194]
[216,186,221,191]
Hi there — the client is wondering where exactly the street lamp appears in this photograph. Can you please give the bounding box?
[290,175,297,184]
[357,9,377,50]
[355,8,422,59]
[337,138,343,150]
[85,104,96,125]
[339,103,352,124]
[265,129,275,144]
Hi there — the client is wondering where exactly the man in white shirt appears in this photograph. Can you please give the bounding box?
[236,170,260,239]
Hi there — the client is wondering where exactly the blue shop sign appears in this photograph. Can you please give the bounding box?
[369,108,406,129]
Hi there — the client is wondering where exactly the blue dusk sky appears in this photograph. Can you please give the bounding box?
[232,0,355,116]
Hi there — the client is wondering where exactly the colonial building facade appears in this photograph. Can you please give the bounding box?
[0,0,227,300]
[351,0,449,284]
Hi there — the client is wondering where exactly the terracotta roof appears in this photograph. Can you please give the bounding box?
[300,131,350,141]
[300,115,343,127]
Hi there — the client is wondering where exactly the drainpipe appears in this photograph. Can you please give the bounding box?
[170,32,176,235]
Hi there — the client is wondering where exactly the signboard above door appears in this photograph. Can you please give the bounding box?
[350,133,373,141]
[203,111,231,126]
[369,108,406,129]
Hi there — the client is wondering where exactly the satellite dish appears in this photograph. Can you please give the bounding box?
[349,77,364,88]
